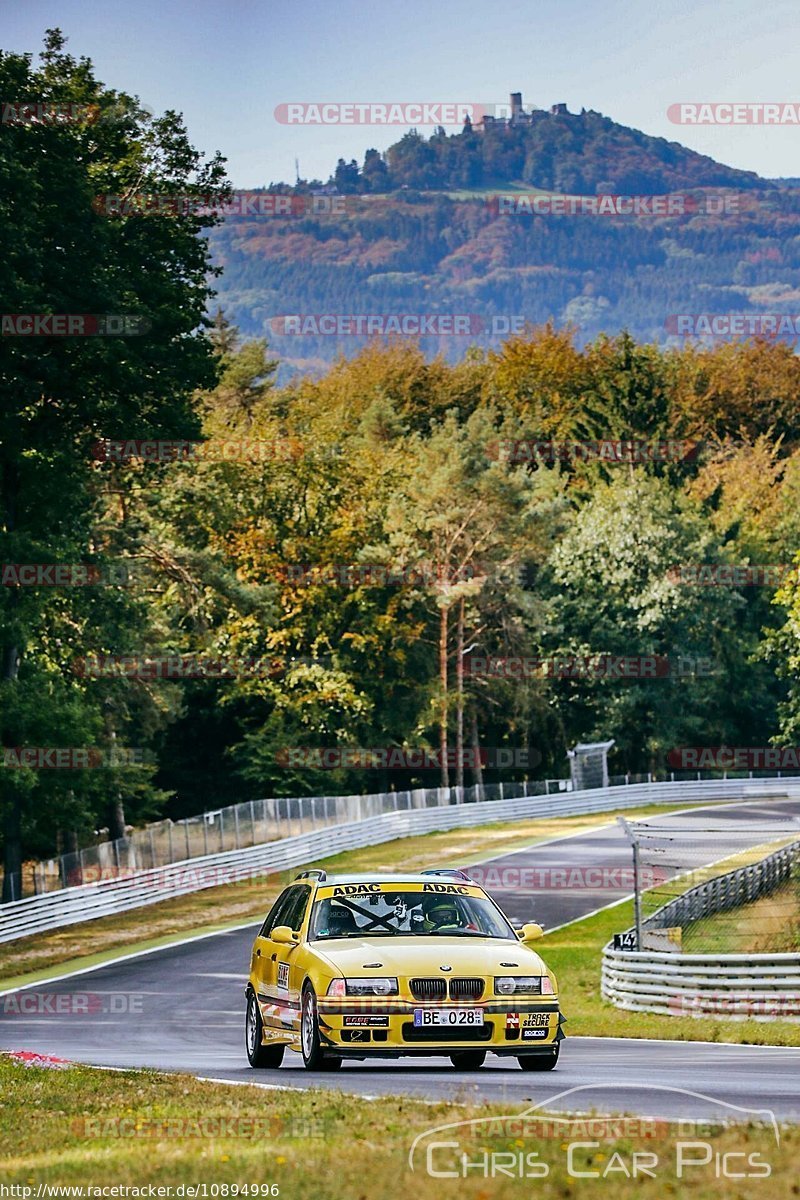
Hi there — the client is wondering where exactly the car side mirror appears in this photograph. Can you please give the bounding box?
[272,925,299,945]
[517,922,544,942]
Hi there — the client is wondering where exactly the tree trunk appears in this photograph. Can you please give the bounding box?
[1,794,22,902]
[439,604,449,788]
[470,712,484,799]
[455,598,465,791]
[108,795,126,843]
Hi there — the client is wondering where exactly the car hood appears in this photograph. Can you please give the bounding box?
[311,936,547,977]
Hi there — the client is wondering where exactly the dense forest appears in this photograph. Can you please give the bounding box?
[5,37,800,896]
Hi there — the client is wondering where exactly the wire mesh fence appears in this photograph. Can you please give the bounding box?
[17,777,577,900]
[620,813,800,954]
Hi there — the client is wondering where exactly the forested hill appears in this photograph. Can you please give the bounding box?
[332,106,768,195]
[208,105,799,379]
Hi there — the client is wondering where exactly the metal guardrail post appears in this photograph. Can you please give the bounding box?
[618,817,643,950]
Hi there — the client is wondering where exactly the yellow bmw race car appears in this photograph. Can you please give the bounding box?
[245,868,564,1071]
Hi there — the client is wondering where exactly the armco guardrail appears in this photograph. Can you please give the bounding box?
[602,948,800,1019]
[602,833,800,1020]
[1,776,794,946]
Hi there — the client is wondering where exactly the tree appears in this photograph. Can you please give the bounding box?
[0,30,228,898]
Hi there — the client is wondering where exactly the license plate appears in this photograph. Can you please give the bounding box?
[413,1007,483,1027]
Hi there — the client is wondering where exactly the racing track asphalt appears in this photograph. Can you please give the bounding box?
[2,795,800,1121]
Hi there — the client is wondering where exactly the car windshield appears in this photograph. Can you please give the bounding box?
[309,889,517,940]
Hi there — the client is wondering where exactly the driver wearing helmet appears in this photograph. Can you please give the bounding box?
[421,895,464,932]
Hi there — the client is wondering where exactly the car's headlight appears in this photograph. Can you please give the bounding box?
[327,977,398,997]
[495,975,549,996]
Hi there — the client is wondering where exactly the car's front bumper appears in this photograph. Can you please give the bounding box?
[317,998,565,1055]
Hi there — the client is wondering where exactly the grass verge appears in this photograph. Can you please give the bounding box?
[0,1056,797,1197]
[682,880,800,954]
[0,801,693,988]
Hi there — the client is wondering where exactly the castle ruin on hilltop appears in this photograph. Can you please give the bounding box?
[474,93,570,131]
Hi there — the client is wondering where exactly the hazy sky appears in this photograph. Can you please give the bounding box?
[5,0,800,186]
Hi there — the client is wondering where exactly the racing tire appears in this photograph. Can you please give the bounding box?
[246,991,285,1068]
[301,984,342,1070]
[449,1050,487,1070]
[517,1044,559,1071]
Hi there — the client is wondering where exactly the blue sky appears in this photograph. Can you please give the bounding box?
[5,0,800,185]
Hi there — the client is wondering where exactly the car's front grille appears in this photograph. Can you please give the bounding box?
[409,977,447,1001]
[449,977,484,1001]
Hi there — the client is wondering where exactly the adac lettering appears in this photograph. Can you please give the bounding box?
[421,883,469,894]
[331,883,381,896]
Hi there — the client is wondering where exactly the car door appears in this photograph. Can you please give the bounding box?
[270,885,312,1031]
[251,887,297,1034]
[260,885,311,1035]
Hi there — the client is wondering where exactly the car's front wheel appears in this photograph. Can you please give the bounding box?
[449,1050,486,1069]
[301,984,342,1070]
[245,991,285,1068]
[518,1044,559,1071]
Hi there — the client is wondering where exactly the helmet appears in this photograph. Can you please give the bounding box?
[422,895,461,929]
